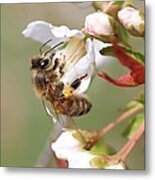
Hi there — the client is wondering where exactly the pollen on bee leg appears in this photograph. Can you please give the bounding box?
[63,86,74,97]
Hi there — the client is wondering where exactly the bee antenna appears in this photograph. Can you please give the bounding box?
[44,41,64,56]
[39,39,53,54]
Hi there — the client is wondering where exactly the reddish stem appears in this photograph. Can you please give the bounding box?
[99,103,144,136]
[115,123,144,162]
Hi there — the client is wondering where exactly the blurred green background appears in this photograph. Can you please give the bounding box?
[1,2,144,169]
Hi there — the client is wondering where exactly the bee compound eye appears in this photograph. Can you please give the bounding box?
[31,58,40,69]
[39,59,49,69]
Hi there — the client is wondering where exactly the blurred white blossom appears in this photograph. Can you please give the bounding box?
[105,161,126,170]
[51,129,85,160]
[68,150,126,169]
[68,151,98,168]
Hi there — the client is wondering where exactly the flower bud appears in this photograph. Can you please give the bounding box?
[118,6,144,37]
[51,129,85,160]
[85,12,115,37]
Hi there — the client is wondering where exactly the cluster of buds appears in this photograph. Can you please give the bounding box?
[85,2,144,38]
[84,1,144,87]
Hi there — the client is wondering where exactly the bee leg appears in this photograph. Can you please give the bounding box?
[62,74,88,97]
[71,74,88,90]
[55,82,65,98]
[57,81,64,91]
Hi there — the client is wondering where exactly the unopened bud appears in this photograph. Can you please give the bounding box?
[85,12,115,37]
[118,6,144,37]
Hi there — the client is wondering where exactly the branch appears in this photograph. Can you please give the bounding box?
[99,103,144,137]
[114,122,144,162]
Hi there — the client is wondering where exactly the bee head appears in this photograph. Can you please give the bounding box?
[31,57,50,70]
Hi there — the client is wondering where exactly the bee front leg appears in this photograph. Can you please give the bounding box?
[70,74,88,90]
[61,74,88,98]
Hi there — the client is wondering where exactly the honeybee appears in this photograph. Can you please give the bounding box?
[30,40,92,128]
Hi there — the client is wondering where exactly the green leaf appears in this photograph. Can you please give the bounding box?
[126,93,144,110]
[100,46,114,56]
[100,44,144,65]
[123,113,144,139]
[135,92,145,105]
[126,100,141,109]
[90,140,116,155]
[124,47,145,64]
[115,22,130,47]
[90,156,106,168]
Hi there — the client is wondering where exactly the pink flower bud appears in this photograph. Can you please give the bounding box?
[85,12,115,37]
[118,6,144,37]
[51,130,85,160]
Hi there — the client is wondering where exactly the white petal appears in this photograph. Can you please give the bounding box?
[74,39,94,75]
[51,130,83,160]
[105,162,126,170]
[73,39,95,94]
[75,75,92,94]
[52,25,70,38]
[61,39,95,94]
[66,29,84,39]
[73,39,95,93]
[22,20,84,48]
[68,151,96,168]
[52,26,84,39]
[22,20,57,47]
[93,39,115,69]
[61,68,92,95]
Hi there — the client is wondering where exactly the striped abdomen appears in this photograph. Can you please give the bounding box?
[52,95,92,117]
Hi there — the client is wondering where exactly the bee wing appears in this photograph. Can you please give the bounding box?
[42,99,59,124]
[42,98,76,140]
